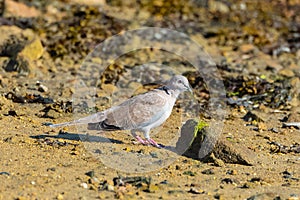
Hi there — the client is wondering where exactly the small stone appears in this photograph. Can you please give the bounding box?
[145,184,159,193]
[175,165,181,170]
[85,170,94,178]
[150,152,158,158]
[278,68,295,77]
[183,171,196,176]
[214,193,225,200]
[240,44,256,54]
[221,178,234,184]
[101,84,118,94]
[8,110,18,116]
[265,59,283,71]
[19,37,44,61]
[288,194,299,200]
[201,168,215,175]
[258,122,267,131]
[160,180,168,185]
[80,183,88,189]
[208,0,229,13]
[247,193,281,200]
[5,0,41,17]
[38,85,48,93]
[107,184,114,191]
[226,169,238,175]
[168,190,185,194]
[188,187,204,194]
[0,172,10,176]
[56,194,64,200]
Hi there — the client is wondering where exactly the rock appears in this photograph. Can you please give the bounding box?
[263,56,283,71]
[69,0,105,6]
[201,168,215,175]
[243,111,269,122]
[4,0,40,18]
[180,119,256,165]
[0,0,4,16]
[56,194,64,200]
[278,68,295,77]
[247,193,280,200]
[0,26,44,75]
[188,187,204,194]
[214,193,225,200]
[0,56,9,68]
[176,119,199,155]
[239,44,256,54]
[80,182,88,189]
[0,172,10,176]
[107,184,114,191]
[101,84,118,94]
[288,194,299,200]
[4,55,31,75]
[168,190,185,194]
[212,137,256,166]
[144,184,159,193]
[85,170,95,178]
[38,85,48,93]
[257,122,267,131]
[19,36,44,61]
[149,152,158,158]
[286,112,300,122]
[208,0,229,13]
[183,171,197,176]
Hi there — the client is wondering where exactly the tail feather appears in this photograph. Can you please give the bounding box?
[49,112,106,128]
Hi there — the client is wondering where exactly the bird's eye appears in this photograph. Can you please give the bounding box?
[178,80,182,84]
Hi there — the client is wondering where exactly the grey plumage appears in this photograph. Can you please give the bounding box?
[49,75,192,147]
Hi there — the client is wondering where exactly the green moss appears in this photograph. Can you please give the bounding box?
[194,120,209,136]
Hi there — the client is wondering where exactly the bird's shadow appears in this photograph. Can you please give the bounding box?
[30,131,123,144]
[31,131,180,153]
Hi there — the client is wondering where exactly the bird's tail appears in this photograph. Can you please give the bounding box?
[49,112,106,128]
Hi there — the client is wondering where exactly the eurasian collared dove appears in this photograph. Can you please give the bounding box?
[49,75,192,147]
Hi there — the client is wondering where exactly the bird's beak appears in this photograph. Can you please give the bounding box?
[186,84,193,94]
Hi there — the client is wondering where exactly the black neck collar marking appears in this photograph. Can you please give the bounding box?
[158,86,170,95]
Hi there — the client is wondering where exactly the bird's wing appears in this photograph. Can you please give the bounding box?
[103,89,171,130]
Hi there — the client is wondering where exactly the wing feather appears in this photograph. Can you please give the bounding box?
[104,90,168,129]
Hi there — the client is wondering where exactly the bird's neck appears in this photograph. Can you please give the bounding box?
[160,86,180,99]
[170,89,180,99]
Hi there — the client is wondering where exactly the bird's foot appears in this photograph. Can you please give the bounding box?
[146,138,162,148]
[133,136,163,148]
[134,136,149,145]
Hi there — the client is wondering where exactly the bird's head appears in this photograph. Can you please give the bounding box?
[167,75,193,93]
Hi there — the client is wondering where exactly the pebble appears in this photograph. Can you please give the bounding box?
[56,194,64,200]
[246,193,280,200]
[201,168,215,175]
[85,170,94,178]
[168,190,185,194]
[239,44,256,54]
[107,184,114,191]
[183,171,196,176]
[160,180,168,185]
[80,182,88,189]
[278,68,295,77]
[188,187,204,194]
[145,184,159,193]
[38,84,48,93]
[0,172,10,176]
[226,169,237,175]
[150,152,158,158]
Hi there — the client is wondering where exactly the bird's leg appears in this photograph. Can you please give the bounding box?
[131,130,148,145]
[144,131,161,148]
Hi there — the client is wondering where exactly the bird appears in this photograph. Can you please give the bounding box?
[49,75,192,148]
